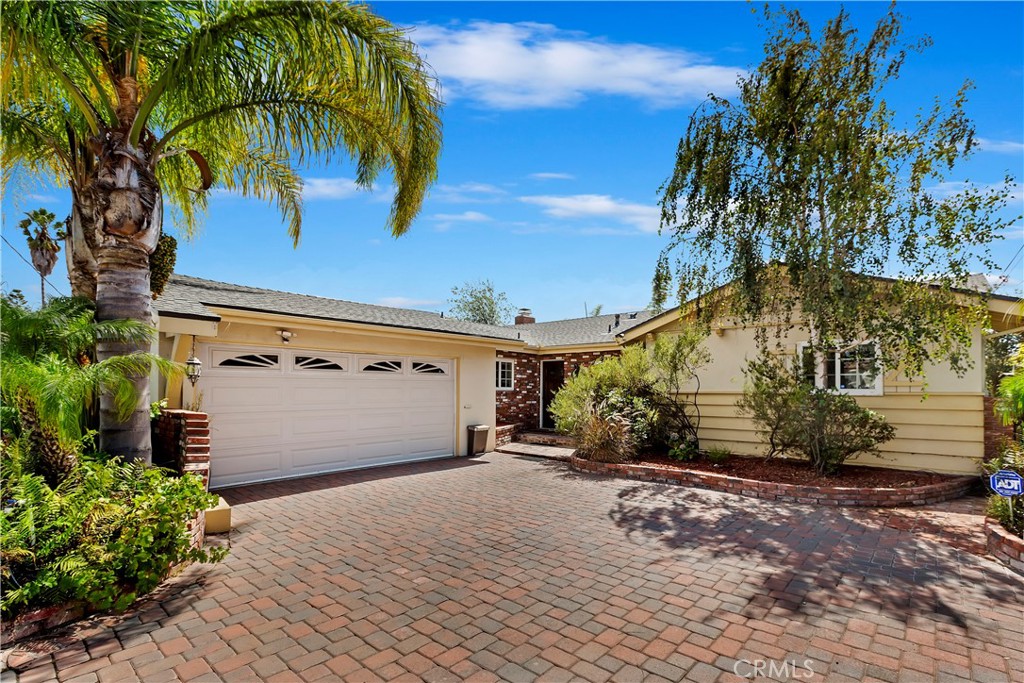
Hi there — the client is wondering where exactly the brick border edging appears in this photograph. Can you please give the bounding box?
[985,517,1024,576]
[569,456,975,507]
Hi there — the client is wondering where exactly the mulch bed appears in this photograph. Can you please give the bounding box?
[636,454,960,489]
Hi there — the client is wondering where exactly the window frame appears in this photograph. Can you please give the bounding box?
[496,359,515,391]
[797,340,883,396]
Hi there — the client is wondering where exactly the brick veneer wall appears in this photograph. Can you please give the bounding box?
[984,396,1016,460]
[495,349,621,429]
[152,410,212,551]
[496,351,540,427]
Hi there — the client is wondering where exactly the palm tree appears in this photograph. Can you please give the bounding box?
[2,1,443,462]
[1,296,178,485]
[18,208,66,307]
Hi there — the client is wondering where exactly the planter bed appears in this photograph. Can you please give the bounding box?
[985,517,1024,576]
[570,454,975,507]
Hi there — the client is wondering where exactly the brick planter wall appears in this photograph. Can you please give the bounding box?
[570,456,975,507]
[495,423,520,447]
[985,517,1024,576]
[983,397,1016,461]
[153,410,212,551]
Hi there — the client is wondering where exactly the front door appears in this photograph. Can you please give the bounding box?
[541,360,565,429]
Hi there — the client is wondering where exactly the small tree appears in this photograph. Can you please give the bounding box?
[651,326,711,449]
[737,357,896,474]
[18,209,66,307]
[654,5,1018,380]
[448,279,514,325]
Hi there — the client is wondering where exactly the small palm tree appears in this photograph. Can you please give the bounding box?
[1,297,177,484]
[2,1,442,462]
[18,209,67,307]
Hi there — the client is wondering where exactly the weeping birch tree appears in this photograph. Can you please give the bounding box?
[2,1,442,462]
[653,5,1018,380]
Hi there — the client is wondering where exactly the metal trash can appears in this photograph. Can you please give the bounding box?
[467,425,489,456]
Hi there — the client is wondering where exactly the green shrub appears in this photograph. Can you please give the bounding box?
[706,445,731,464]
[0,455,225,619]
[984,442,1024,537]
[668,439,700,462]
[551,335,709,462]
[576,410,634,464]
[737,357,896,475]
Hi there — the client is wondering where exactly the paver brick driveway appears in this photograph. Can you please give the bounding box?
[7,453,1024,682]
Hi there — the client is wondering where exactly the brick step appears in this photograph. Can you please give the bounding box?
[495,442,576,461]
[514,431,576,447]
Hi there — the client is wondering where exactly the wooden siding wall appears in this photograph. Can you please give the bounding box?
[691,391,984,475]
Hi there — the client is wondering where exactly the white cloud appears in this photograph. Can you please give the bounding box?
[927,181,1023,203]
[412,21,743,109]
[431,211,492,222]
[529,172,575,181]
[974,138,1024,154]
[520,194,661,233]
[431,182,508,203]
[25,193,59,203]
[377,296,443,309]
[302,177,364,200]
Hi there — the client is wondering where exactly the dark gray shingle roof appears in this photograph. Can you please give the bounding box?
[157,275,653,348]
[512,311,655,347]
[158,275,523,342]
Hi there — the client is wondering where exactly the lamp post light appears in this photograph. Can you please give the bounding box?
[185,337,202,386]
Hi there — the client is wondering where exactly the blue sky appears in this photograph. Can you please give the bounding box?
[2,1,1022,320]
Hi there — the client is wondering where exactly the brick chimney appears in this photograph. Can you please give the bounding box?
[515,308,535,325]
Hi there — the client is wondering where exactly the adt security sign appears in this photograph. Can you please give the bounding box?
[990,470,1024,497]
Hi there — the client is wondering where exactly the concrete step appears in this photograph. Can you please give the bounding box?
[495,442,576,461]
[514,431,576,447]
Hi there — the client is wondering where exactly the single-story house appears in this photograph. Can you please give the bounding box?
[155,274,1020,487]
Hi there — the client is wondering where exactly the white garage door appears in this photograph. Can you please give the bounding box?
[199,344,456,488]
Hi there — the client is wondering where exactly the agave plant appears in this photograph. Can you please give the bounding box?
[0,297,179,484]
[2,0,442,462]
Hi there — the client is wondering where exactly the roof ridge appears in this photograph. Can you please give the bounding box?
[170,273,451,318]
[514,310,649,328]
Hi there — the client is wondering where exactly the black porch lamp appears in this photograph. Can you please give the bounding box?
[185,336,202,386]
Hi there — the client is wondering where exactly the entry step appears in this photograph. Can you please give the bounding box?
[514,431,576,447]
[495,442,576,461]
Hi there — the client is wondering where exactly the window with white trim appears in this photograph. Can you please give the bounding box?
[496,360,514,390]
[799,341,882,395]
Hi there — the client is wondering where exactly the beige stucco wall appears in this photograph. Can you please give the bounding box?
[159,313,500,454]
[641,319,987,474]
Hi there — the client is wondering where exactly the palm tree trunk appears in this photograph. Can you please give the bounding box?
[95,245,154,462]
[90,133,163,463]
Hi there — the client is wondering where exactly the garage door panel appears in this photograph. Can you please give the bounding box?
[210,414,284,443]
[290,385,354,408]
[351,410,411,432]
[212,446,283,479]
[200,345,455,488]
[288,414,351,439]
[405,435,453,455]
[292,444,350,469]
[205,383,283,411]
[407,408,454,427]
[406,383,453,403]
[355,385,408,406]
